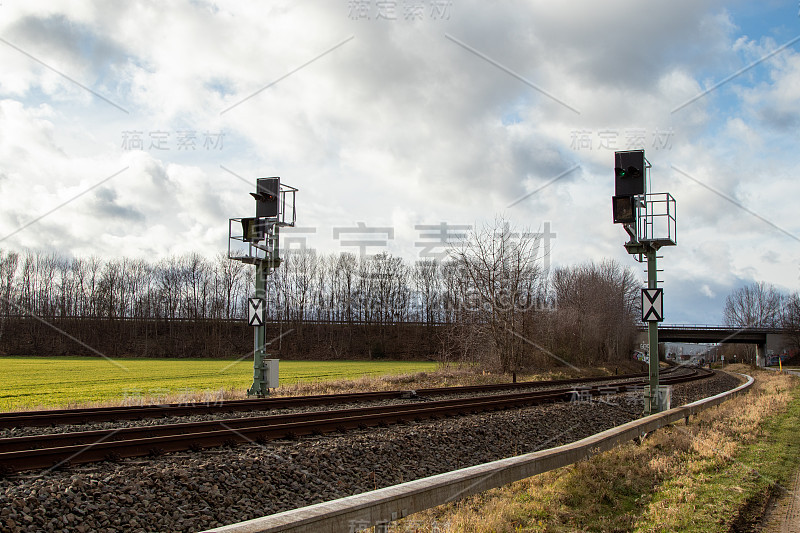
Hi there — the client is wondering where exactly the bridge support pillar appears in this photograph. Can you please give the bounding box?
[756,343,766,368]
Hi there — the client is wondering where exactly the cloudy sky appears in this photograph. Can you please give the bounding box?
[1,0,799,324]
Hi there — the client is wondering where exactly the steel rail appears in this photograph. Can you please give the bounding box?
[0,367,710,473]
[0,367,680,429]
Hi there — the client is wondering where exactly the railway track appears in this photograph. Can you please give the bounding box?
[0,366,711,473]
[0,367,678,429]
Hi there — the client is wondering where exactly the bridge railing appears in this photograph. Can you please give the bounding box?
[643,324,789,333]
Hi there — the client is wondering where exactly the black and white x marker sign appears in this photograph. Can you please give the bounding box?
[248,298,265,327]
[641,288,664,322]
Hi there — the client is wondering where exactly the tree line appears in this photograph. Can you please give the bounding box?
[0,220,642,370]
[0,247,538,324]
[0,250,252,321]
[723,281,800,361]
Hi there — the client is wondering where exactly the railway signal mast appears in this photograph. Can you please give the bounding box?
[612,150,676,415]
[229,177,298,397]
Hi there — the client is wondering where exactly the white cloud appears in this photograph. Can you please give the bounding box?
[701,284,715,298]
[0,0,798,324]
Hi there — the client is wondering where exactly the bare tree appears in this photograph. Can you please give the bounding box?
[18,251,36,314]
[782,291,800,351]
[213,253,245,319]
[183,253,210,319]
[332,253,357,323]
[449,218,544,373]
[71,257,88,317]
[0,250,19,346]
[156,257,183,320]
[370,253,410,324]
[723,282,783,328]
[413,259,442,324]
[285,249,319,322]
[355,255,374,323]
[0,250,19,317]
[549,260,639,365]
[85,256,104,318]
[98,259,123,318]
[127,259,154,319]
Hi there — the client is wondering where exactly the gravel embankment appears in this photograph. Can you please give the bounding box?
[0,371,742,533]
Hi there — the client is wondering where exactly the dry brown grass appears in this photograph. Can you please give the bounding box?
[123,366,610,405]
[271,366,591,398]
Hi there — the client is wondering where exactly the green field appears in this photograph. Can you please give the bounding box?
[0,357,439,411]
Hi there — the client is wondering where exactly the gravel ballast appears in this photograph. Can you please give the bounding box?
[0,371,742,533]
[0,373,660,440]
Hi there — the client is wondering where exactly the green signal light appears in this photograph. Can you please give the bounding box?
[615,166,641,179]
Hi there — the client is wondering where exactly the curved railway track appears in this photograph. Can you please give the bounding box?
[0,366,711,474]
[0,367,679,429]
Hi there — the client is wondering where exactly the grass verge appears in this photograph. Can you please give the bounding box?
[401,365,800,532]
[0,356,640,412]
[0,357,438,411]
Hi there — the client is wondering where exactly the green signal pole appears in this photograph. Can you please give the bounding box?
[248,226,281,397]
[645,246,659,415]
[249,260,267,397]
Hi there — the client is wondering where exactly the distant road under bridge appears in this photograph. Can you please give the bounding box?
[636,325,795,366]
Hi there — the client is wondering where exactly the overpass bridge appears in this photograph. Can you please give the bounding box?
[636,324,794,366]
